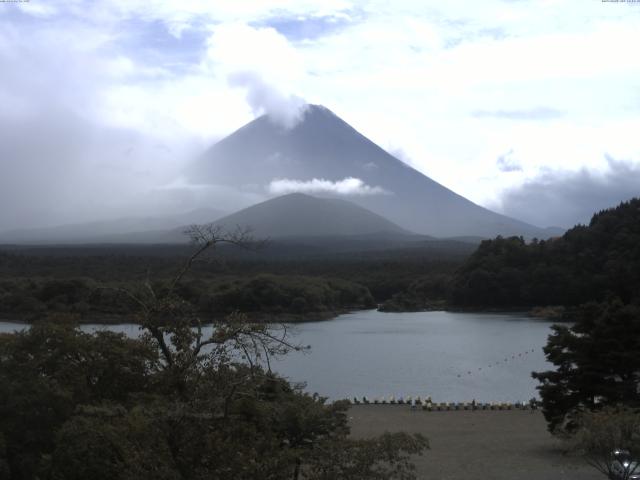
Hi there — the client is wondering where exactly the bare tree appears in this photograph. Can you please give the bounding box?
[108,223,299,393]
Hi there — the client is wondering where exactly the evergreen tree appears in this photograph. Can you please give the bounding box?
[532,300,640,432]
[452,198,640,308]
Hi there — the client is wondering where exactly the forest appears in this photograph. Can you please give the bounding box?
[0,241,466,322]
[2,199,640,323]
[1,201,640,477]
[0,232,428,479]
[451,198,640,309]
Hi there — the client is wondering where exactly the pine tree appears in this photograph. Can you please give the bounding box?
[533,300,640,432]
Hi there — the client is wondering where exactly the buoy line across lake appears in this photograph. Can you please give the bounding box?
[347,396,540,411]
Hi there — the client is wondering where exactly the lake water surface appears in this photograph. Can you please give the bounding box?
[0,310,555,403]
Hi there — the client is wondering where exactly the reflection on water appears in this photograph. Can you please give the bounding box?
[0,310,555,402]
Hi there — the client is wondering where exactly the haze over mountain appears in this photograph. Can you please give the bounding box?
[211,193,412,239]
[0,193,421,249]
[0,208,225,245]
[188,105,562,239]
[0,105,565,245]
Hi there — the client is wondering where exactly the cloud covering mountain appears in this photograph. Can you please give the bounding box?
[1,2,638,232]
[188,105,556,238]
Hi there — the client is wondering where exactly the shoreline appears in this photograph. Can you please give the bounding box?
[0,309,354,326]
[0,306,564,326]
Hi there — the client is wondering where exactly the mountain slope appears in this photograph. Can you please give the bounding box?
[188,105,557,238]
[211,193,412,238]
[0,208,225,244]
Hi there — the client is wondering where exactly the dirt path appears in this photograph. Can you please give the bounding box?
[348,405,602,480]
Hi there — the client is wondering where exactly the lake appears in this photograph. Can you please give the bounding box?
[0,310,555,403]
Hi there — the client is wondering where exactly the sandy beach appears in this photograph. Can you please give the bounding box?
[348,405,602,480]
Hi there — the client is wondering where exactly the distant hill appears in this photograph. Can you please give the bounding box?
[0,208,225,244]
[188,104,558,238]
[451,197,640,307]
[211,193,413,239]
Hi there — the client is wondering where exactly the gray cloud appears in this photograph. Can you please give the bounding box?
[0,105,199,230]
[228,71,308,129]
[0,19,203,231]
[152,178,265,213]
[496,156,640,228]
[496,149,522,172]
[472,107,565,120]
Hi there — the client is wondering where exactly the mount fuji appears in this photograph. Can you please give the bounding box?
[188,105,558,239]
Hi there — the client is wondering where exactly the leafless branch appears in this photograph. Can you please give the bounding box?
[98,224,301,376]
[168,223,264,295]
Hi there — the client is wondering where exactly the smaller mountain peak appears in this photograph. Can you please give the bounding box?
[213,192,410,238]
[274,192,314,200]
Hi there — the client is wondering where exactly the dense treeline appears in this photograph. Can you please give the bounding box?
[0,277,134,319]
[0,274,375,322]
[185,274,376,316]
[378,274,450,312]
[451,198,640,308]
[502,199,640,434]
[0,245,466,320]
[0,241,472,286]
[0,232,428,479]
[0,322,427,479]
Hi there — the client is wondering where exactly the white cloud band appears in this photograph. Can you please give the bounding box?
[268,177,389,196]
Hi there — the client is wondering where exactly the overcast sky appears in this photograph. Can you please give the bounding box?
[1,0,639,230]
